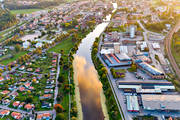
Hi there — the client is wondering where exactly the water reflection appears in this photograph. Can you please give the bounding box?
[74,56,104,120]
[73,3,117,120]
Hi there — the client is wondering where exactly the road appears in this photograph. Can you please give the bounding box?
[97,53,130,120]
[53,53,61,120]
[165,20,180,79]
[17,71,43,76]
[137,20,164,36]
[0,105,28,114]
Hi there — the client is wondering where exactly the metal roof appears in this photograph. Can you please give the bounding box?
[142,95,180,111]
[138,62,164,76]
[126,95,140,111]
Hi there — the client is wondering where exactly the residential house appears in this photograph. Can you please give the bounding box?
[13,101,20,108]
[37,113,51,120]
[1,90,10,95]
[2,99,10,105]
[24,104,34,111]
[40,94,52,99]
[42,102,51,108]
[0,109,10,118]
[11,112,22,120]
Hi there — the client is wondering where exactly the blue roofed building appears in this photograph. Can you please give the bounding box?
[137,62,165,79]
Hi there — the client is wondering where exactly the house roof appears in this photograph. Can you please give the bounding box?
[37,113,51,120]
[0,77,4,81]
[24,104,34,110]
[19,87,25,91]
[43,94,52,98]
[1,90,10,95]
[0,109,10,115]
[11,112,22,120]
[24,82,31,88]
[13,101,20,107]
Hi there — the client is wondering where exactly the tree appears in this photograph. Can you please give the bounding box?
[58,75,65,83]
[71,117,77,120]
[54,104,64,113]
[15,44,21,52]
[0,69,3,73]
[8,66,11,71]
[26,96,33,103]
[19,31,24,36]
[101,67,107,74]
[56,113,65,120]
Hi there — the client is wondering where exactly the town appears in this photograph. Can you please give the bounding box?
[0,0,180,120]
[96,0,180,119]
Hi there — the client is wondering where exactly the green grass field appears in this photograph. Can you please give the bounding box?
[10,9,42,14]
[0,51,28,65]
[48,36,73,54]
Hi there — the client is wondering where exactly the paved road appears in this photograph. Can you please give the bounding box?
[137,20,164,36]
[17,71,43,76]
[165,20,180,79]
[97,53,130,120]
[53,54,61,120]
[0,105,28,114]
[35,110,54,114]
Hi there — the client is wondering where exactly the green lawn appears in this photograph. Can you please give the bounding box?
[48,36,74,54]
[0,51,28,65]
[115,69,126,73]
[10,9,42,14]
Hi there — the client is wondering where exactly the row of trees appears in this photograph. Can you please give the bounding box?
[91,37,122,120]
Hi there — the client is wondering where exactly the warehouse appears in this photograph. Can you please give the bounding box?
[137,62,165,79]
[101,53,132,67]
[118,81,175,93]
[141,95,180,111]
[126,95,140,112]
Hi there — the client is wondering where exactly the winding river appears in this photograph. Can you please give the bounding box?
[73,3,117,120]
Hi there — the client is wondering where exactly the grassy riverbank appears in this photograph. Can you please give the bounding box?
[48,26,96,119]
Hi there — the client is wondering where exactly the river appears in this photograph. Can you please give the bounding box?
[73,3,117,120]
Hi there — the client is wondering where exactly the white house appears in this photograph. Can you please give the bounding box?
[23,41,31,49]
[35,43,43,48]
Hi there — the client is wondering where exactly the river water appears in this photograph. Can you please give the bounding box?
[73,3,117,120]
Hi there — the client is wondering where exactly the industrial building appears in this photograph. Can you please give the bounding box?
[141,95,180,111]
[126,95,140,112]
[118,81,175,94]
[101,53,132,67]
[137,62,165,79]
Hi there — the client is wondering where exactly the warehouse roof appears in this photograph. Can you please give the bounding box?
[138,62,164,76]
[126,95,139,111]
[142,95,180,111]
